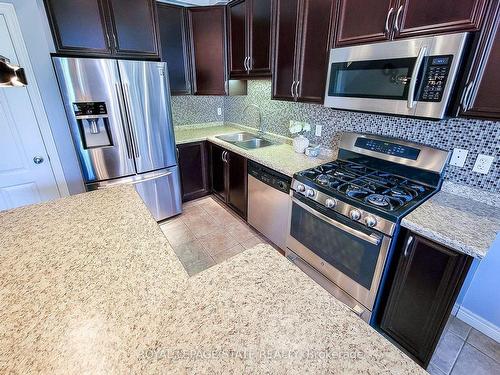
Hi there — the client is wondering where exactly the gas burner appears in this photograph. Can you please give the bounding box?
[345,184,370,199]
[389,187,414,202]
[406,183,425,193]
[365,194,391,207]
[316,174,331,185]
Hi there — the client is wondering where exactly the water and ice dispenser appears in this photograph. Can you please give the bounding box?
[73,102,112,149]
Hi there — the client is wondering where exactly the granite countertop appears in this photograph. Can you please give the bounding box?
[0,186,426,374]
[402,183,500,258]
[174,123,333,177]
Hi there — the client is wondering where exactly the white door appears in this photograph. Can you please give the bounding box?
[0,7,61,210]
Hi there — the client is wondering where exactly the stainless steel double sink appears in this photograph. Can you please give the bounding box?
[215,132,277,149]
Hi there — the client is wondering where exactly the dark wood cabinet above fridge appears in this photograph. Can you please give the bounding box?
[227,0,273,78]
[44,0,160,59]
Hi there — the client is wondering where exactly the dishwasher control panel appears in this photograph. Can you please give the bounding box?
[248,161,291,193]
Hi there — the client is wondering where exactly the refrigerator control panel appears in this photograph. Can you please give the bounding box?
[73,102,108,118]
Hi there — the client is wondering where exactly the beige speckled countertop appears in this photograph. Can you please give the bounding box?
[174,123,334,177]
[402,183,500,258]
[0,186,426,374]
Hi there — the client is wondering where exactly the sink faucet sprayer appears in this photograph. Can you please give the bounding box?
[243,104,263,135]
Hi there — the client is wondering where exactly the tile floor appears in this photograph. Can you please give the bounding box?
[159,195,275,276]
[428,315,500,375]
[161,196,500,375]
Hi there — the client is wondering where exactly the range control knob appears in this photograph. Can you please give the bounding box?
[325,198,337,208]
[306,189,315,198]
[365,216,377,228]
[350,209,361,221]
[297,184,306,192]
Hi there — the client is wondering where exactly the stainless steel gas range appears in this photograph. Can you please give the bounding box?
[286,132,450,323]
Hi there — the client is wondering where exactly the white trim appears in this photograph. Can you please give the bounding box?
[456,306,500,343]
[0,3,69,197]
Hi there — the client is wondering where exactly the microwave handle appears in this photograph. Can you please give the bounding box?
[407,46,427,109]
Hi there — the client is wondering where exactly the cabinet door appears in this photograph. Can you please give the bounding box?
[381,233,472,367]
[178,142,209,202]
[272,0,300,101]
[226,150,247,219]
[295,0,335,103]
[157,3,191,95]
[334,0,395,47]
[228,0,249,78]
[209,143,227,201]
[248,0,273,76]
[106,0,159,58]
[44,0,111,55]
[189,7,227,95]
[460,1,500,120]
[394,0,487,39]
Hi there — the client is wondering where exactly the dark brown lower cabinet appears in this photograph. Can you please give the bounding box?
[177,142,210,202]
[209,143,247,219]
[380,231,472,368]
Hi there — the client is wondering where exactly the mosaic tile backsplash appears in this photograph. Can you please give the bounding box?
[172,80,499,193]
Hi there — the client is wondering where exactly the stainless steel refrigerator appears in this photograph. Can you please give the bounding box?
[53,57,182,221]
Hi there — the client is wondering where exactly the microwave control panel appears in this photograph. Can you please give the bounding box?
[419,55,453,102]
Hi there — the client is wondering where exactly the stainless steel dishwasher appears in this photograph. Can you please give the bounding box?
[247,161,292,250]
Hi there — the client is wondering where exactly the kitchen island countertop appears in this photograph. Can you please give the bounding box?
[174,123,333,177]
[0,186,427,374]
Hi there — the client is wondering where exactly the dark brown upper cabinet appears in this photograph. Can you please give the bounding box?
[335,0,396,47]
[272,0,335,104]
[106,0,159,58]
[44,0,160,59]
[188,6,227,95]
[333,0,488,47]
[394,0,488,39]
[459,0,500,120]
[227,0,273,78]
[381,231,472,367]
[157,3,192,95]
[44,0,112,55]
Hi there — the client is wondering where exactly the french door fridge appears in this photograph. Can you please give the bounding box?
[53,57,182,221]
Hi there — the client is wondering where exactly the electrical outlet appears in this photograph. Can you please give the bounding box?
[472,154,494,174]
[217,107,222,116]
[315,124,322,137]
[449,148,468,167]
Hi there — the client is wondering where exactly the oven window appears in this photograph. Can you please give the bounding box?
[290,202,381,290]
[328,57,416,100]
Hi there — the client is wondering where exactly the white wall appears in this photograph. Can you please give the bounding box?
[4,0,84,194]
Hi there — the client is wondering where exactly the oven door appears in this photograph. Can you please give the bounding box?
[286,195,391,311]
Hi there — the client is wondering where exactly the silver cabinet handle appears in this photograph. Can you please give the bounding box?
[403,235,414,257]
[243,57,247,71]
[115,83,133,159]
[407,46,427,109]
[222,150,227,163]
[291,197,382,245]
[247,56,251,71]
[290,81,296,97]
[385,7,394,35]
[295,80,300,98]
[113,34,118,49]
[106,33,111,48]
[33,156,44,164]
[122,83,140,158]
[394,5,404,32]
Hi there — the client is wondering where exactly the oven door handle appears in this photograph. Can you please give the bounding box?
[407,45,427,109]
[291,197,382,246]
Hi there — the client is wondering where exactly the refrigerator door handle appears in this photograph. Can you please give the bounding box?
[122,83,140,158]
[114,83,133,159]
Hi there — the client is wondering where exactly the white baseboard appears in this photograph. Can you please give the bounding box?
[456,306,500,343]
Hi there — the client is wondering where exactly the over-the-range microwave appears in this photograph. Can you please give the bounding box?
[324,32,470,119]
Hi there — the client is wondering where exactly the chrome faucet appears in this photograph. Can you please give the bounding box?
[243,104,264,135]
